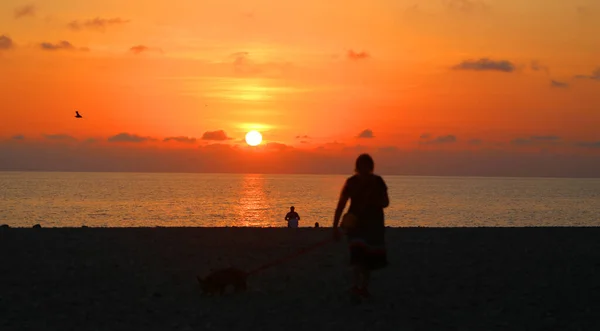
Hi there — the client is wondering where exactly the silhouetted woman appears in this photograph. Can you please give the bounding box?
[333,153,389,298]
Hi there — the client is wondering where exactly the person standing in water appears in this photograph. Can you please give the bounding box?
[285,206,300,228]
[332,153,389,298]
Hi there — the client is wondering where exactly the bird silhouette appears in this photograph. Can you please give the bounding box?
[75,111,82,118]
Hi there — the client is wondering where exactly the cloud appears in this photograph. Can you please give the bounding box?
[576,141,600,148]
[347,50,370,60]
[130,45,148,54]
[0,35,14,50]
[550,80,569,88]
[314,141,345,151]
[40,41,74,51]
[163,136,197,144]
[357,129,374,139]
[511,135,561,146]
[108,133,153,143]
[229,52,291,76]
[442,0,490,13]
[378,146,398,153]
[530,60,549,74]
[452,58,515,73]
[2,139,600,177]
[43,134,77,141]
[532,135,560,141]
[39,41,88,52]
[12,135,25,140]
[421,135,457,144]
[343,145,369,153]
[574,68,600,81]
[266,142,291,151]
[468,139,482,145]
[129,45,163,55]
[429,134,457,144]
[576,6,588,15]
[296,135,310,139]
[67,17,130,31]
[14,4,35,18]
[201,130,231,141]
[576,6,595,19]
[420,133,432,140]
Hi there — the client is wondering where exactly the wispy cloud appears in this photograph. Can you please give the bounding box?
[550,80,569,88]
[201,130,232,141]
[378,146,399,153]
[229,52,292,77]
[68,17,130,31]
[421,134,457,144]
[266,142,291,151]
[576,141,600,148]
[108,133,153,143]
[574,67,600,81]
[129,45,163,55]
[43,134,77,142]
[530,60,550,74]
[39,40,88,52]
[11,134,25,140]
[452,58,515,72]
[0,35,14,50]
[347,50,370,61]
[576,6,595,20]
[357,129,374,139]
[163,136,197,143]
[14,4,35,19]
[511,135,561,146]
[442,0,490,13]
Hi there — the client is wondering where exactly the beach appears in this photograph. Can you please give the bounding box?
[1,227,599,330]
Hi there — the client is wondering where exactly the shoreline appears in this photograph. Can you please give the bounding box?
[3,225,600,229]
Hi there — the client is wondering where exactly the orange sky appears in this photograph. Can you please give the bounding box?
[1,0,600,176]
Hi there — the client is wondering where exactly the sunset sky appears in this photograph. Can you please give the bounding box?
[1,0,599,176]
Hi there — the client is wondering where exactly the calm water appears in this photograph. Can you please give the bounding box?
[0,172,599,228]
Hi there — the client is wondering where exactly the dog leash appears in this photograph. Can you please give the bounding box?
[246,237,334,275]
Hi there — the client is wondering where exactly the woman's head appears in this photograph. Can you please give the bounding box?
[355,153,375,175]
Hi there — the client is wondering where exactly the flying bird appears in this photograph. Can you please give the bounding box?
[75,111,82,118]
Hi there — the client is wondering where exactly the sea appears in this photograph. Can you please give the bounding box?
[1,171,599,228]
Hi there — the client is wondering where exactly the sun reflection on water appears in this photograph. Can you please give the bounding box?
[235,174,270,227]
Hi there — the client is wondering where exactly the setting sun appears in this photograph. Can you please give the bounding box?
[245,130,263,146]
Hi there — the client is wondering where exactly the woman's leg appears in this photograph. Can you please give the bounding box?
[361,267,370,290]
[353,265,361,288]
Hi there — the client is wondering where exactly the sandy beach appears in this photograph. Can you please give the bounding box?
[1,227,599,330]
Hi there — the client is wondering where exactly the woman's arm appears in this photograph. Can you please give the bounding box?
[333,183,350,228]
[381,190,389,208]
[380,177,389,208]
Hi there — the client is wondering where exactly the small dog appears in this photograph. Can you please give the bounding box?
[196,267,248,295]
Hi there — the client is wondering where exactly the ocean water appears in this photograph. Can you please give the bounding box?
[0,172,599,228]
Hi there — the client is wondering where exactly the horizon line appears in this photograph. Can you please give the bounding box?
[1,169,598,180]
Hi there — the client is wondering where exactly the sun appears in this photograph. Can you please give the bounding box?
[245,130,263,146]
